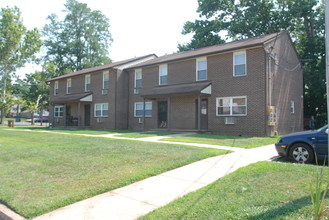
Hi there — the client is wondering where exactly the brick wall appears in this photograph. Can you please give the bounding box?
[267,34,304,135]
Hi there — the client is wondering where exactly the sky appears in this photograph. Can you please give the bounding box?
[1,0,200,77]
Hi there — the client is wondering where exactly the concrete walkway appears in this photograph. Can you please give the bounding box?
[0,130,278,220]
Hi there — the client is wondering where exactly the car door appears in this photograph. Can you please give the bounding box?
[314,128,328,158]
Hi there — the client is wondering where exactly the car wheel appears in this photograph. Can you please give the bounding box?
[290,143,314,163]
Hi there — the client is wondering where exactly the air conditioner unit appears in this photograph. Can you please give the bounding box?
[138,117,144,124]
[225,117,235,125]
[102,89,108,95]
[134,88,140,94]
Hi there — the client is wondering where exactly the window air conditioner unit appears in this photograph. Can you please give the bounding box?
[225,117,235,125]
[134,88,140,94]
[138,117,144,124]
[102,89,108,95]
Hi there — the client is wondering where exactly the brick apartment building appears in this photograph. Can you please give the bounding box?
[48,31,303,136]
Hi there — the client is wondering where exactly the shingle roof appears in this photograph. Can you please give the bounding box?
[48,54,156,82]
[51,92,92,103]
[141,81,211,98]
[130,31,284,69]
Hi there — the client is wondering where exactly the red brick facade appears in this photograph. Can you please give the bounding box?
[48,31,303,136]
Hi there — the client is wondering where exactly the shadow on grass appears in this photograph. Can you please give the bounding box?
[249,196,312,219]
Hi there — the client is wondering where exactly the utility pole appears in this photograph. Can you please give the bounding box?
[326,0,329,166]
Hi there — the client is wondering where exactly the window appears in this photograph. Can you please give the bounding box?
[94,103,108,117]
[159,64,168,85]
[233,51,246,76]
[66,78,72,94]
[196,57,207,81]
[85,74,91,92]
[291,101,295,114]
[134,69,142,94]
[134,102,152,117]
[54,81,59,96]
[54,106,64,117]
[103,71,109,90]
[216,96,247,116]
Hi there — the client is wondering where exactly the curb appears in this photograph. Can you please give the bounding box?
[0,204,25,220]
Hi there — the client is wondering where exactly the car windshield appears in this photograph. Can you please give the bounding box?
[317,125,328,132]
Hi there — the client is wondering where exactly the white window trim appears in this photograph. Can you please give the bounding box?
[94,103,109,117]
[291,101,295,114]
[159,64,168,85]
[85,74,91,92]
[54,81,59,96]
[66,78,72,94]
[216,96,247,116]
[134,69,142,88]
[233,50,247,77]
[134,102,152,117]
[54,105,64,118]
[103,71,109,90]
[196,57,207,81]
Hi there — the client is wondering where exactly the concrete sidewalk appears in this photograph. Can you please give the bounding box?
[31,144,277,220]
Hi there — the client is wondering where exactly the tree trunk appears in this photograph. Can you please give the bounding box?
[31,112,35,125]
[0,108,4,124]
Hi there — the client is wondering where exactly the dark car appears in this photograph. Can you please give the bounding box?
[275,125,328,163]
[34,117,49,123]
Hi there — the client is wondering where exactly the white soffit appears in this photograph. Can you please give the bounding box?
[201,85,211,94]
[80,95,93,102]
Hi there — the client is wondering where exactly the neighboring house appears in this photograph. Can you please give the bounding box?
[48,31,303,136]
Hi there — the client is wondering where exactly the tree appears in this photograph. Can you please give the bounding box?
[42,0,113,75]
[0,6,42,124]
[179,0,326,126]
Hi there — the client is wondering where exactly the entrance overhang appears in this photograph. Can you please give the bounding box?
[141,81,212,99]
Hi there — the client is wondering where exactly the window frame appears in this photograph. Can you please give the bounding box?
[103,71,109,90]
[94,103,109,117]
[54,81,59,96]
[66,78,72,94]
[233,51,247,77]
[216,96,247,116]
[291,101,295,114]
[85,74,91,92]
[196,57,207,81]
[134,69,142,89]
[54,105,64,117]
[134,102,152,117]
[159,64,168,85]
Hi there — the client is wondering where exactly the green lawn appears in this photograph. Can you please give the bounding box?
[117,131,178,138]
[140,161,329,220]
[162,134,279,148]
[0,130,229,218]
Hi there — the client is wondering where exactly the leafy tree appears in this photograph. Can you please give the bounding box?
[179,0,325,126]
[42,0,113,75]
[0,6,42,124]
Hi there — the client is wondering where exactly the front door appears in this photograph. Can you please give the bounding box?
[196,99,208,130]
[158,101,168,128]
[84,104,91,126]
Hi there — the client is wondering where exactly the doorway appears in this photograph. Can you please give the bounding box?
[196,99,208,130]
[84,104,91,126]
[158,101,167,128]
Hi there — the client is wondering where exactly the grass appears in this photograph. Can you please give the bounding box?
[0,129,229,218]
[140,161,329,220]
[117,131,178,138]
[162,134,279,148]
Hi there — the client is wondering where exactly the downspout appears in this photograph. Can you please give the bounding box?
[114,69,117,130]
